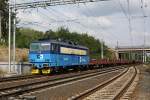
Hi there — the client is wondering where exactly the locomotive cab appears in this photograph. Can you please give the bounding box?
[29,42,51,74]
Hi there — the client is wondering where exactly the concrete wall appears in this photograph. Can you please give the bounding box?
[0,62,32,76]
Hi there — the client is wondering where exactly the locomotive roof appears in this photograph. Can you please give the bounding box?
[32,40,88,50]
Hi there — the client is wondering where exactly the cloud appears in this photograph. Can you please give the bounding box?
[15,0,150,47]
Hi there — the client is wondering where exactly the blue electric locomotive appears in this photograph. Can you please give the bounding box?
[29,40,89,74]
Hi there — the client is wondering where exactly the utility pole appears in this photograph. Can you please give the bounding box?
[0,10,2,42]
[116,41,119,60]
[13,0,16,69]
[8,5,12,73]
[143,15,147,63]
[101,39,104,59]
[127,0,133,61]
[143,35,145,63]
[141,0,147,63]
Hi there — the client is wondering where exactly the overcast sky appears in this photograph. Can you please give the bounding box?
[10,0,150,48]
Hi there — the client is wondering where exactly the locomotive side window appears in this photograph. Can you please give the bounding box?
[51,43,60,53]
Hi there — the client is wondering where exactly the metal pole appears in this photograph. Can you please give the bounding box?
[0,10,2,40]
[143,49,145,63]
[9,6,12,73]
[143,16,147,63]
[116,41,119,60]
[101,39,104,59]
[13,0,16,69]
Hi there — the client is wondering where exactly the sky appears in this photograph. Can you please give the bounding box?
[10,0,150,48]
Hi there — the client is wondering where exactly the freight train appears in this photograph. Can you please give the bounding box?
[29,40,132,74]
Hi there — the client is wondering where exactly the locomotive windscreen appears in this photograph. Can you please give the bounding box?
[30,43,40,51]
[30,43,50,51]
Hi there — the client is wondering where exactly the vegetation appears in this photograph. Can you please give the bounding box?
[16,27,114,59]
[0,46,28,61]
[16,28,43,48]
[0,0,9,43]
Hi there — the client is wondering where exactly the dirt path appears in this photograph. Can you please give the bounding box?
[131,64,150,100]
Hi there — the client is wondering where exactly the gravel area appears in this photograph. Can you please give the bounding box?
[23,69,125,100]
[131,64,150,100]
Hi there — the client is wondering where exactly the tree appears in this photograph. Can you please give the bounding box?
[0,0,9,43]
[43,27,112,59]
[16,28,43,48]
[16,27,115,59]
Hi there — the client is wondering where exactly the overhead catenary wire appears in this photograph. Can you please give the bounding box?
[47,6,92,31]
[83,2,120,46]
[118,0,148,47]
[17,8,78,30]
[10,0,110,9]
[18,5,90,31]
[82,2,119,58]
[115,0,130,48]
[118,0,128,19]
[44,7,78,29]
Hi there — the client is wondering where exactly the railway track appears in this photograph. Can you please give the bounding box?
[71,66,137,100]
[0,74,44,82]
[0,66,126,100]
[0,66,125,91]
